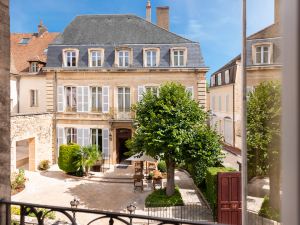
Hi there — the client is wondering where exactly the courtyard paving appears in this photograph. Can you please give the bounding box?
[13,165,213,224]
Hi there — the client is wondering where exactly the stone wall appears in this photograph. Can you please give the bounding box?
[11,113,54,171]
[248,210,281,225]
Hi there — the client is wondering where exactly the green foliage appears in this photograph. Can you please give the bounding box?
[127,82,222,195]
[74,145,101,173]
[157,160,167,173]
[205,167,236,218]
[258,196,280,222]
[145,186,184,207]
[247,81,281,179]
[11,206,56,219]
[11,169,26,191]
[58,143,81,173]
[38,160,50,171]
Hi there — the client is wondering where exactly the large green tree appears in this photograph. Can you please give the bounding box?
[128,82,222,196]
[247,81,281,212]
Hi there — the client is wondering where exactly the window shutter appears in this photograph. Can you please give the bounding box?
[138,86,145,102]
[83,86,89,112]
[83,128,90,146]
[102,128,109,159]
[186,86,194,99]
[102,86,109,113]
[77,86,83,112]
[57,86,64,112]
[57,127,65,151]
[77,128,83,146]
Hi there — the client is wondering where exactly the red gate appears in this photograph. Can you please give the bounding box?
[217,172,241,225]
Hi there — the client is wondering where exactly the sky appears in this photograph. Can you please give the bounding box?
[10,0,274,76]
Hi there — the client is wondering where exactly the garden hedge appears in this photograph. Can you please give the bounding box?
[205,167,236,218]
[58,143,81,173]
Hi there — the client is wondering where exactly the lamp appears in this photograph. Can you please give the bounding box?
[70,198,80,222]
[126,203,136,225]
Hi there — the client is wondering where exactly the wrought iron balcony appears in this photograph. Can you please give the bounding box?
[0,200,224,225]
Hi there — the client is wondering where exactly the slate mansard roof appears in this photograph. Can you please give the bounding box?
[47,14,206,68]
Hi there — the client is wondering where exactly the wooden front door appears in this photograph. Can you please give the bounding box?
[217,172,242,225]
[116,128,132,163]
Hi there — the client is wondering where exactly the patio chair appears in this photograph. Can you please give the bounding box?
[133,174,144,191]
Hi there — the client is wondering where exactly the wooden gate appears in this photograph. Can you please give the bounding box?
[217,172,241,225]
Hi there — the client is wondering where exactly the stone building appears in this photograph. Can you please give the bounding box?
[45,3,208,165]
[10,22,58,171]
[208,0,282,152]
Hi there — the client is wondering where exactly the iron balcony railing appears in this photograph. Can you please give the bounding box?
[0,200,226,225]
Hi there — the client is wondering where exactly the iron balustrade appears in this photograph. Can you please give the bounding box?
[0,200,226,225]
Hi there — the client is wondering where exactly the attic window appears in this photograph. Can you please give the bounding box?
[19,38,30,45]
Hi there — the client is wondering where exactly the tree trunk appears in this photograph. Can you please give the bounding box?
[0,1,11,224]
[166,158,175,196]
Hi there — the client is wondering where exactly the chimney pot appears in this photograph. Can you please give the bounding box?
[38,20,48,37]
[156,6,169,30]
[146,0,152,22]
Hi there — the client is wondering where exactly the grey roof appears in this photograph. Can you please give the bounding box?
[52,14,194,45]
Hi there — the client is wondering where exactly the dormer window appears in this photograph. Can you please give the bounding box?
[119,51,129,67]
[253,43,273,65]
[115,47,133,68]
[88,48,104,67]
[171,47,187,67]
[19,38,30,45]
[63,49,79,67]
[30,62,39,73]
[211,76,215,87]
[143,48,160,67]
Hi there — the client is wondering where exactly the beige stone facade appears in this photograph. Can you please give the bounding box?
[46,70,207,164]
[10,113,54,171]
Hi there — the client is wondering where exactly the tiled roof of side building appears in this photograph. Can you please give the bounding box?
[11,32,59,74]
[52,14,195,45]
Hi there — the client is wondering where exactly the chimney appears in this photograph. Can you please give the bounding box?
[274,0,280,23]
[38,20,48,37]
[146,0,151,22]
[156,6,169,30]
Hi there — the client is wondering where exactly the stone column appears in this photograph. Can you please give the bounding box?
[0,0,11,224]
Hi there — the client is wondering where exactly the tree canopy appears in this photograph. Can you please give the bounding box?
[127,82,222,195]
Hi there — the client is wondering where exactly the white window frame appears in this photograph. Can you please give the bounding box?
[145,86,159,96]
[66,128,77,144]
[77,128,90,147]
[217,73,222,85]
[118,87,131,112]
[57,86,65,112]
[88,48,104,67]
[30,62,39,73]
[91,86,102,112]
[30,89,38,107]
[185,86,194,99]
[77,86,89,113]
[62,49,79,67]
[252,43,273,65]
[102,128,110,159]
[225,70,230,84]
[170,47,187,67]
[102,86,110,113]
[65,86,77,112]
[211,76,215,86]
[143,48,160,67]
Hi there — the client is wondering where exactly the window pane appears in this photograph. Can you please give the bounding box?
[263,47,269,64]
[118,88,124,111]
[125,89,130,112]
[97,87,102,111]
[256,47,262,63]
[152,52,157,66]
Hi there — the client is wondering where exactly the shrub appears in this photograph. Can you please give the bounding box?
[74,145,101,174]
[157,160,167,173]
[205,167,236,218]
[58,143,81,173]
[11,169,26,191]
[145,186,184,207]
[258,196,280,222]
[11,206,56,219]
[38,160,50,171]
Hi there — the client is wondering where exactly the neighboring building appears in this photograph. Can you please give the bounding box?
[10,22,58,171]
[45,3,208,165]
[208,0,282,152]
[10,21,59,114]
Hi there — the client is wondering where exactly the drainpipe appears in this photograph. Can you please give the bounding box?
[232,83,236,148]
[53,71,58,163]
